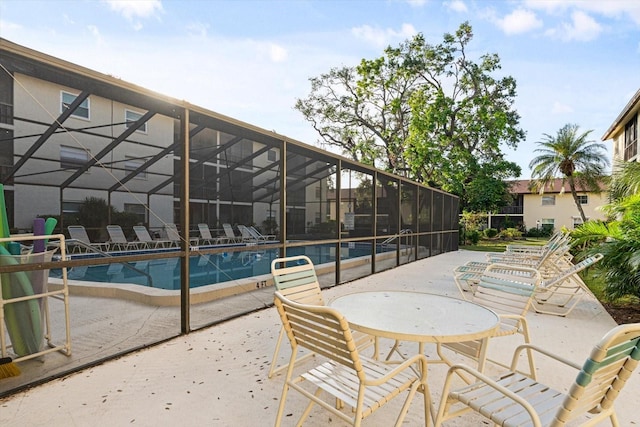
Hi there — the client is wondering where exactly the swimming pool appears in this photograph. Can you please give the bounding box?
[52,243,396,290]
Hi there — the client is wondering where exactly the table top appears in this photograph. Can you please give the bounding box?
[330,290,499,343]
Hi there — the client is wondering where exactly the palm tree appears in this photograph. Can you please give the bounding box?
[529,123,610,223]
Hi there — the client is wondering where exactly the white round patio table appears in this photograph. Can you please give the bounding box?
[330,290,499,345]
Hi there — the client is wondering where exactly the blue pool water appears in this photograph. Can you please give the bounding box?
[52,243,394,290]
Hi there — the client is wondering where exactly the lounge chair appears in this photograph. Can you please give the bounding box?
[434,322,640,427]
[132,225,172,249]
[237,224,260,243]
[106,225,139,251]
[532,253,604,316]
[273,290,430,427]
[197,223,218,245]
[67,225,109,253]
[268,255,374,378]
[162,223,198,247]
[248,225,276,241]
[222,223,241,243]
[439,263,542,377]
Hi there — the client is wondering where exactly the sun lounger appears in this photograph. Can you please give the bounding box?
[133,225,172,249]
[67,225,109,253]
[106,225,140,251]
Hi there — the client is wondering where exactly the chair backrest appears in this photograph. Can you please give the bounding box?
[472,264,541,330]
[556,323,640,424]
[198,223,213,239]
[106,225,128,243]
[222,223,237,239]
[164,223,180,242]
[274,291,361,374]
[542,253,604,289]
[68,225,91,244]
[237,225,255,241]
[271,255,324,306]
[133,225,153,242]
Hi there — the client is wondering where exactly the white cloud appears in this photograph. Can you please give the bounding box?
[551,101,573,114]
[0,19,22,32]
[186,22,208,38]
[496,8,543,35]
[87,25,106,46]
[446,1,468,13]
[556,10,603,42]
[269,43,288,63]
[351,23,417,48]
[525,0,640,26]
[102,0,163,20]
[405,0,427,7]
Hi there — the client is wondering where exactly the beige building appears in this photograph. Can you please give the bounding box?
[602,88,639,163]
[514,179,607,231]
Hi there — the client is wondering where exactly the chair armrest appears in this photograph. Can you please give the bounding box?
[440,364,543,427]
[510,343,583,372]
[362,353,428,387]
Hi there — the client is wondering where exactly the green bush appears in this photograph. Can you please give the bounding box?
[484,228,498,238]
[498,227,522,240]
[465,229,481,245]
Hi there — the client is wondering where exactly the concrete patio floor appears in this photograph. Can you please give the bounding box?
[1,249,638,426]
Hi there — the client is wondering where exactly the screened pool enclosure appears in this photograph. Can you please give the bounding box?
[0,38,459,396]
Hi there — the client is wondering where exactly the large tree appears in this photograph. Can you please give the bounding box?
[529,123,609,223]
[295,22,523,211]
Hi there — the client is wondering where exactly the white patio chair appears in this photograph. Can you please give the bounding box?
[222,223,241,243]
[132,225,172,249]
[434,322,640,427]
[532,253,604,316]
[67,225,109,253]
[237,224,259,243]
[249,225,276,241]
[197,223,218,245]
[106,225,139,251]
[273,291,430,427]
[268,255,374,378]
[439,263,542,378]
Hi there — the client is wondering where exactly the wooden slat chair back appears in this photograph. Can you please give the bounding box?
[273,291,429,427]
[440,264,541,376]
[434,322,640,427]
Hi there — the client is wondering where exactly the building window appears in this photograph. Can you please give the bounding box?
[60,145,89,169]
[267,149,277,161]
[62,200,83,214]
[61,91,89,119]
[624,115,637,161]
[541,218,555,231]
[573,217,584,229]
[124,156,147,179]
[124,203,146,224]
[541,195,556,206]
[125,110,148,133]
[576,195,588,205]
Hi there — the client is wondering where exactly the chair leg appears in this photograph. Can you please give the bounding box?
[268,327,286,378]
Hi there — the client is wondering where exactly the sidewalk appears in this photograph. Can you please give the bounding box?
[1,250,637,426]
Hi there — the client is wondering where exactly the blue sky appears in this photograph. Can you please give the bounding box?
[1,0,639,178]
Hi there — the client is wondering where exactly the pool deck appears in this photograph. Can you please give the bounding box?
[1,250,639,426]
